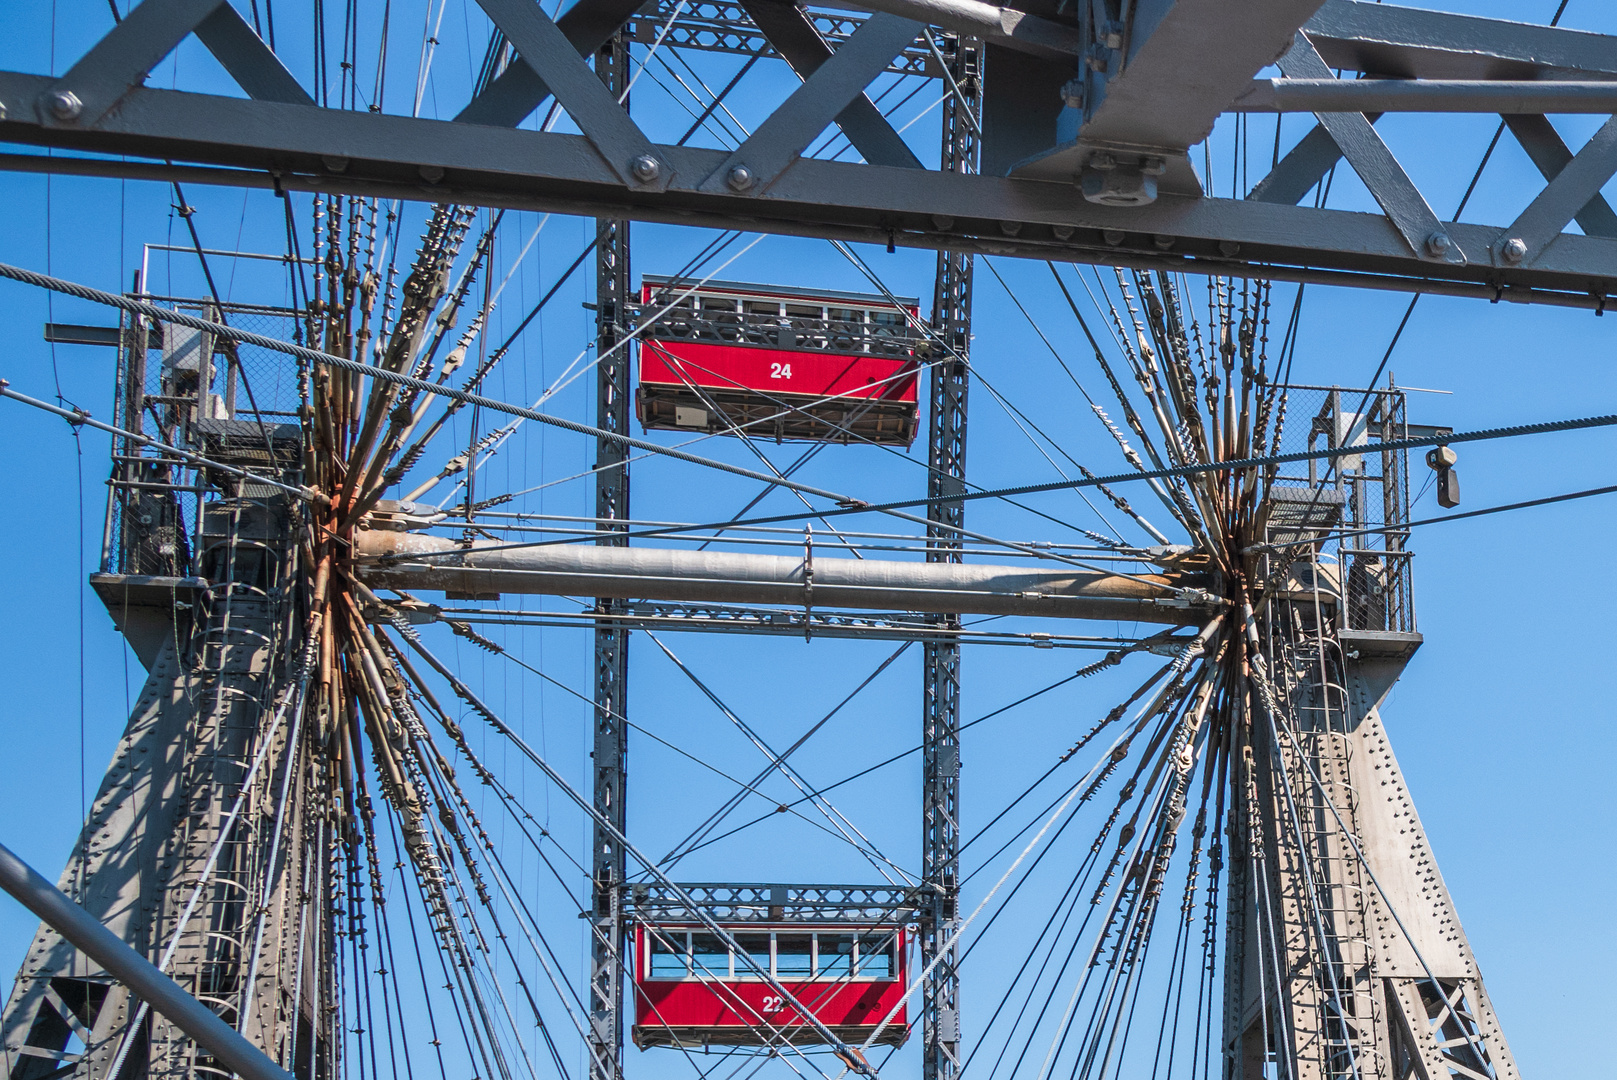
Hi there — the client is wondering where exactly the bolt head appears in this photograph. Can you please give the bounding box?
[726,164,754,192]
[45,89,81,120]
[1080,161,1156,206]
[630,154,660,182]
[1424,231,1451,257]
[1501,237,1527,263]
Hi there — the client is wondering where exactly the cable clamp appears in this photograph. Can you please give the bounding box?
[1155,588,1219,608]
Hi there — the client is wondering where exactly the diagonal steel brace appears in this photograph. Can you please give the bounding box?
[39,0,308,125]
[473,0,672,190]
[700,12,923,194]
[1277,32,1463,264]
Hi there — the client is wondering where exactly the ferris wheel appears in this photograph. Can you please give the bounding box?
[0,3,1613,1080]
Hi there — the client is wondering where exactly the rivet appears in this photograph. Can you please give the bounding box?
[931,213,955,230]
[1103,229,1125,246]
[630,154,661,182]
[1052,224,1074,240]
[726,164,755,191]
[1219,239,1241,257]
[322,155,349,174]
[418,164,445,184]
[999,220,1023,237]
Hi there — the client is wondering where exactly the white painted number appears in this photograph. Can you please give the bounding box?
[770,363,793,380]
[761,996,784,1013]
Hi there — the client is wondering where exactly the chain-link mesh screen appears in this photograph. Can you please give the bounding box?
[104,301,306,576]
[1261,384,1414,634]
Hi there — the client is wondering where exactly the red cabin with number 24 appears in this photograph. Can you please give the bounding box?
[635,277,924,446]
[631,923,910,1050]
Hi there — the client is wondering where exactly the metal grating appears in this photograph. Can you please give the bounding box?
[629,883,928,924]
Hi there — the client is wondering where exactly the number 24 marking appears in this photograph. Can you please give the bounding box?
[770,363,793,379]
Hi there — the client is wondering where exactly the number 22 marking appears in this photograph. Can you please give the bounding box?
[761,995,784,1013]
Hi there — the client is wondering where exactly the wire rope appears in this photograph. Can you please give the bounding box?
[644,632,915,885]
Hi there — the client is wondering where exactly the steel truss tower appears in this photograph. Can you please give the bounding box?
[1221,406,1518,1080]
[1224,610,1519,1080]
[588,29,634,1080]
[1,497,314,1080]
[920,33,979,1080]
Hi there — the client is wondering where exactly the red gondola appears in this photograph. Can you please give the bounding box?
[635,276,924,446]
[631,922,910,1049]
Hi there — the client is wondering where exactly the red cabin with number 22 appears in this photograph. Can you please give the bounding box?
[632,923,910,1049]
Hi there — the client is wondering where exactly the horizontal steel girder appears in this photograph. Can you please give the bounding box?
[354,531,1206,624]
[1236,79,1617,114]
[2,72,1615,307]
[6,0,1617,304]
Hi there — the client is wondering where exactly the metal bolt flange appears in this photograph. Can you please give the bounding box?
[630,154,660,182]
[726,165,754,192]
[1425,231,1451,258]
[1501,237,1527,263]
[44,89,81,121]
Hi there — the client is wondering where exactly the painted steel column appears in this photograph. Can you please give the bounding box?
[921,34,979,1080]
[587,28,632,1080]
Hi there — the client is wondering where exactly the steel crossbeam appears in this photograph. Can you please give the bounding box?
[6,0,1617,304]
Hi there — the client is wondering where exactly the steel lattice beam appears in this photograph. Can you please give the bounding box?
[629,0,937,77]
[587,30,633,1080]
[920,34,977,1080]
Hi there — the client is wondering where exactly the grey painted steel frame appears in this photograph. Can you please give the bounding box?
[588,31,633,1080]
[921,34,977,1080]
[10,2,1617,305]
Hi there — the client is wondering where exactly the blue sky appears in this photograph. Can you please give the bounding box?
[0,1,1614,1078]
